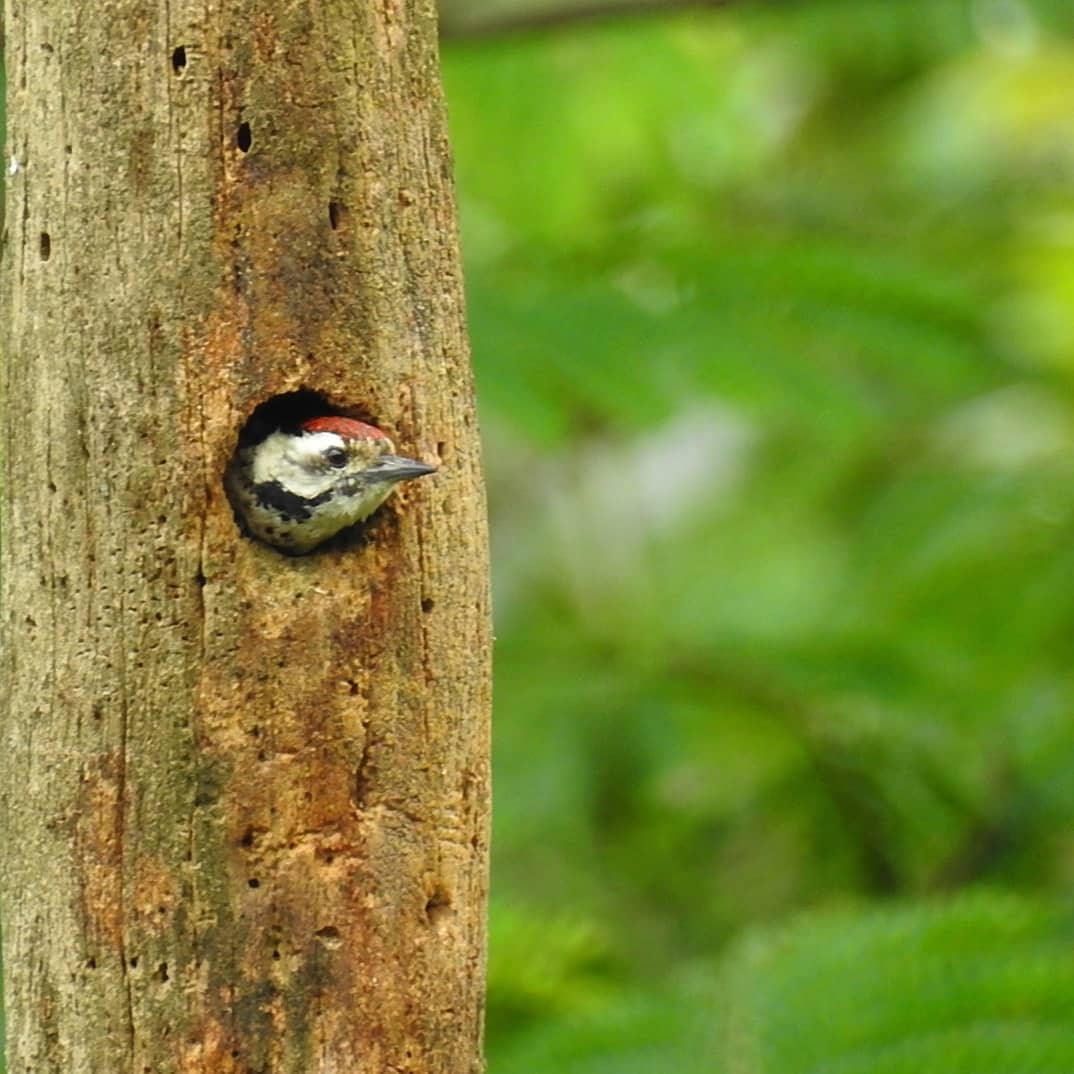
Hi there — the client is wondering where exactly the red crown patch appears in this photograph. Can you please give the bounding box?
[301,416,388,440]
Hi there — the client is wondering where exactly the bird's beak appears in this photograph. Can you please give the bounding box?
[366,455,438,484]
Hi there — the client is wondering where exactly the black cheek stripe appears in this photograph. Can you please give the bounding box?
[253,481,332,523]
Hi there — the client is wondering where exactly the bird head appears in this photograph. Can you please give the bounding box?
[228,415,437,553]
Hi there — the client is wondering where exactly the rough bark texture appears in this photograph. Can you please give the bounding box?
[0,3,491,1073]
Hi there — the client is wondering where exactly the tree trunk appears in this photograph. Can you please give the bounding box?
[0,3,491,1073]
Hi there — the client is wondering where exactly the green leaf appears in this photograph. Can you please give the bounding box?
[717,894,1074,1074]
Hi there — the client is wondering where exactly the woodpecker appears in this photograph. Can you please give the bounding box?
[225,415,437,554]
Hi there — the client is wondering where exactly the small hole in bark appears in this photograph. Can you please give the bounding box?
[425,888,453,926]
[129,956,139,968]
[156,962,169,982]
[236,122,252,152]
[250,725,262,738]
[421,597,434,614]
[194,570,207,588]
[248,877,261,889]
[315,926,342,948]
[271,949,281,961]
[328,200,344,230]
[39,232,51,260]
[354,743,374,807]
[240,827,256,847]
[86,957,97,970]
[171,46,187,72]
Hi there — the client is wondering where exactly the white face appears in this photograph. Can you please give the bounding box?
[229,424,436,553]
[249,429,384,500]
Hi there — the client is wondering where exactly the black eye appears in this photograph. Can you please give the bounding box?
[324,447,348,468]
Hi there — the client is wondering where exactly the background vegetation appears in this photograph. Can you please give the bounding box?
[441,0,1074,1070]
[4,1,1074,1070]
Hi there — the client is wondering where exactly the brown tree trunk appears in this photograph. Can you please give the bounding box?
[0,3,491,1073]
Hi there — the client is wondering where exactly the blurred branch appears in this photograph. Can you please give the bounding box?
[926,758,1022,892]
[669,655,902,895]
[439,0,739,39]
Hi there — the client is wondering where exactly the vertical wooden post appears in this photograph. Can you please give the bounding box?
[0,2,490,1072]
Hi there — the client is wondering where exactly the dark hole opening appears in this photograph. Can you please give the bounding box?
[171,46,187,73]
[425,888,453,925]
[39,232,51,261]
[233,390,378,449]
[236,122,252,153]
[328,200,343,230]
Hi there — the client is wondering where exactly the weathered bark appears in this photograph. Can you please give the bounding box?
[0,3,490,1073]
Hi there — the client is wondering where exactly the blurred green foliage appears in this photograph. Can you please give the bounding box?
[441,0,1074,1069]
[717,892,1074,1073]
